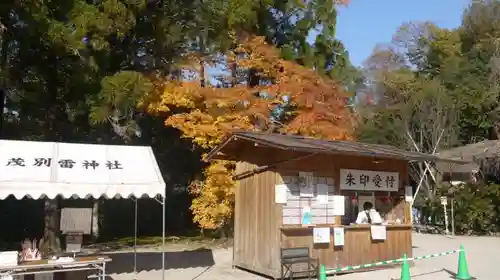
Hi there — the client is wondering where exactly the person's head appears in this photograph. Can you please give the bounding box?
[362,201,373,211]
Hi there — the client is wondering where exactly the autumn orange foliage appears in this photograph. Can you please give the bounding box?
[146,36,355,230]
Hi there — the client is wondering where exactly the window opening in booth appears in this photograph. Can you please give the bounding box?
[342,192,373,225]
[341,191,405,225]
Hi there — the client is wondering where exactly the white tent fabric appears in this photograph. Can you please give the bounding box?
[0,140,165,199]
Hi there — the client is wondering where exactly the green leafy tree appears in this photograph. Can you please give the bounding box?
[0,0,203,250]
[0,0,360,241]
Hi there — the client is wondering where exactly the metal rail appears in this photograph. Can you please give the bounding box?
[0,257,111,280]
[325,249,459,274]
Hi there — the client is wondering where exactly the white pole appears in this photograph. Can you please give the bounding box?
[134,198,138,279]
[443,202,449,235]
[162,195,166,280]
[451,198,455,236]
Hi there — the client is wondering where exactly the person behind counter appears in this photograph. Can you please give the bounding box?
[355,201,383,224]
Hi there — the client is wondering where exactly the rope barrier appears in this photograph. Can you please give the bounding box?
[324,248,460,274]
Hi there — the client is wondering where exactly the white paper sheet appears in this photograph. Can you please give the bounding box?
[282,216,301,225]
[332,195,345,216]
[370,225,387,240]
[275,184,288,204]
[333,227,345,246]
[313,227,331,243]
[316,184,329,204]
[299,172,314,197]
[405,186,413,202]
[327,216,336,224]
[311,216,327,225]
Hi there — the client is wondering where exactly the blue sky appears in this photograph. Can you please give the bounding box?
[334,0,471,66]
[207,0,471,82]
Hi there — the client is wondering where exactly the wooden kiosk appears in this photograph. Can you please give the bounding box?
[206,131,461,279]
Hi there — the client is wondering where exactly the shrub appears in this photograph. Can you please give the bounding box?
[421,183,500,235]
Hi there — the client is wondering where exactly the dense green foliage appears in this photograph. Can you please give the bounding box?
[421,183,500,235]
[8,0,500,239]
[0,0,359,245]
[358,0,500,147]
[355,0,500,234]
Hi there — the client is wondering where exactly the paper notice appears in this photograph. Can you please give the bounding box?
[299,172,314,197]
[332,195,345,216]
[275,184,288,204]
[282,216,300,225]
[333,227,345,246]
[316,184,329,204]
[313,227,331,244]
[405,186,413,202]
[370,225,387,240]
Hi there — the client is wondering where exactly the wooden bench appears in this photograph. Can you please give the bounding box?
[280,247,318,280]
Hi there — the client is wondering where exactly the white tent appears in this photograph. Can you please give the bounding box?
[0,140,166,279]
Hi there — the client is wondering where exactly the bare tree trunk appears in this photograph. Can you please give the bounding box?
[92,200,99,240]
[42,53,62,253]
[0,89,4,137]
[199,18,207,88]
[200,59,205,88]
[44,198,61,253]
[230,59,237,87]
[0,19,9,138]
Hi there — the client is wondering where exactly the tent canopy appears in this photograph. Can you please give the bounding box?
[0,140,165,199]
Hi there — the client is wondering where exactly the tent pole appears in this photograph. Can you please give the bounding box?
[162,195,165,280]
[134,198,138,279]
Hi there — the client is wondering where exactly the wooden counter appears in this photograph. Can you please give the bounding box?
[280,224,412,272]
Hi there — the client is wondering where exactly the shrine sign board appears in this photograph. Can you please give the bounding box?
[0,140,165,199]
[60,208,92,234]
[340,169,399,192]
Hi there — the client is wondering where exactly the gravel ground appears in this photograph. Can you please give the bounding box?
[106,233,497,280]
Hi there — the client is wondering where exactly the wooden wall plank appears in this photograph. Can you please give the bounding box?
[234,161,281,276]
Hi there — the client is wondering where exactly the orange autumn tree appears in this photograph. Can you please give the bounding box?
[146,36,356,230]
